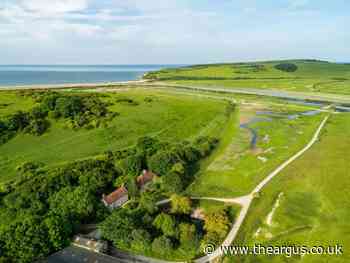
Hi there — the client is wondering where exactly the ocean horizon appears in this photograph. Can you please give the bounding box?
[0,65,182,87]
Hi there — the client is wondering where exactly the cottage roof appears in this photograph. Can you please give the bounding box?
[103,186,128,205]
[137,170,155,187]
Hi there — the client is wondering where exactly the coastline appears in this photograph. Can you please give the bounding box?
[0,79,151,91]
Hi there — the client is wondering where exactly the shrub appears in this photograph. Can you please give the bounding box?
[203,210,230,240]
[170,195,192,215]
[148,150,181,176]
[24,118,50,135]
[162,172,184,193]
[153,213,177,237]
[130,229,151,252]
[151,235,174,256]
[274,63,298,72]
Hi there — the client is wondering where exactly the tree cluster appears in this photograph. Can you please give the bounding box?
[99,194,233,260]
[0,157,121,262]
[0,130,219,262]
[274,63,298,72]
[0,92,118,145]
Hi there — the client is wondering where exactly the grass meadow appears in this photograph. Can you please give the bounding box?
[147,60,350,95]
[187,101,325,197]
[230,113,350,263]
[0,89,228,183]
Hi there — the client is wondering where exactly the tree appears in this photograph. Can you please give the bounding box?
[6,111,30,131]
[24,118,50,135]
[139,191,159,214]
[49,186,95,222]
[170,195,192,215]
[1,216,50,263]
[16,161,42,174]
[120,154,143,176]
[153,213,177,237]
[130,229,151,252]
[44,213,72,250]
[41,93,59,111]
[148,150,181,176]
[274,63,298,72]
[203,210,230,240]
[151,235,174,256]
[54,96,83,118]
[30,106,48,119]
[136,136,159,155]
[99,209,136,249]
[162,172,183,193]
[179,223,198,249]
[125,177,139,198]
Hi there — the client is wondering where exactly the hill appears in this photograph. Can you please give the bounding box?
[144,60,350,95]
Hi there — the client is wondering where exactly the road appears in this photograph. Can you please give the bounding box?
[2,80,350,105]
[141,83,350,105]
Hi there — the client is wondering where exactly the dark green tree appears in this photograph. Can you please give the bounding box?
[130,229,151,252]
[151,235,174,256]
[153,213,177,237]
[99,209,136,249]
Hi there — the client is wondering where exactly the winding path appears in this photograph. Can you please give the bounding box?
[193,114,329,263]
[145,115,330,263]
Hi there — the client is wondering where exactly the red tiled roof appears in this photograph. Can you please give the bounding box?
[137,170,155,187]
[103,186,128,205]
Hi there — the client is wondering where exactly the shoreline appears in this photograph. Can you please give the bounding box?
[0,79,151,91]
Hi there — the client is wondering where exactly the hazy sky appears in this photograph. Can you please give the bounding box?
[0,0,348,64]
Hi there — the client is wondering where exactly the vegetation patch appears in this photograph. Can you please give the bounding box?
[115,96,139,106]
[274,63,298,72]
[99,195,235,261]
[0,131,220,262]
[0,92,118,145]
[234,113,350,263]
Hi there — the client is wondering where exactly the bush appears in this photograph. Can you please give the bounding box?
[153,213,177,237]
[151,235,174,256]
[148,150,181,176]
[162,172,184,193]
[170,195,192,215]
[274,63,298,72]
[136,136,160,156]
[120,154,144,176]
[6,111,30,131]
[24,118,50,135]
[130,229,151,252]
[203,210,230,241]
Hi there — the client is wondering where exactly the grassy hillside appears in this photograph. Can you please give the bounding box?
[0,89,228,183]
[145,60,350,95]
[232,113,350,263]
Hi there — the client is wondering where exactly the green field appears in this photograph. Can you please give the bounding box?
[145,60,350,95]
[231,113,350,263]
[0,89,228,183]
[1,78,349,263]
[187,101,326,197]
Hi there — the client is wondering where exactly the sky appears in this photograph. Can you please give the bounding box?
[0,0,349,64]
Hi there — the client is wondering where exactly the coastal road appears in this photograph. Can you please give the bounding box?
[142,83,350,105]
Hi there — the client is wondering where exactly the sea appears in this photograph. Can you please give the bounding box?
[0,65,180,87]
